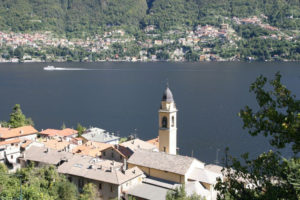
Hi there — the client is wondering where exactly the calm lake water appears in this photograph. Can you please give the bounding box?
[0,62,299,163]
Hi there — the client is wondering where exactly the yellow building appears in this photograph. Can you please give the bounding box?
[159,86,178,155]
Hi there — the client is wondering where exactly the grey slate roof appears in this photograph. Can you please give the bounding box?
[127,150,197,175]
[23,145,73,165]
[162,87,174,102]
[58,155,143,185]
[187,168,221,184]
[126,183,169,200]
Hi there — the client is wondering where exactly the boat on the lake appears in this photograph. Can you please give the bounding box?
[44,66,56,70]
[44,66,87,71]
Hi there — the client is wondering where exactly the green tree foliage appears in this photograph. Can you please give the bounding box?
[0,164,78,200]
[79,183,99,200]
[215,72,300,200]
[240,72,300,153]
[0,0,147,37]
[0,0,299,35]
[14,46,24,60]
[61,122,66,130]
[1,104,34,128]
[76,123,86,137]
[166,185,205,200]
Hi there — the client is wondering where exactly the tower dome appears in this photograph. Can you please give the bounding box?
[162,87,174,102]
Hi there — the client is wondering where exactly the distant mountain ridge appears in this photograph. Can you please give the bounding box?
[0,0,299,36]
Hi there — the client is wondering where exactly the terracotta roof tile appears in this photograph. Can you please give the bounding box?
[72,141,112,157]
[0,126,38,139]
[21,140,33,149]
[41,138,71,151]
[40,128,78,137]
[0,138,21,146]
[147,137,159,149]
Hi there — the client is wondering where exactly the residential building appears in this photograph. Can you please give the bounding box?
[0,139,21,171]
[0,125,38,141]
[41,138,76,152]
[120,138,157,157]
[72,141,112,157]
[58,155,144,200]
[21,145,73,167]
[39,128,78,140]
[128,149,222,200]
[82,127,119,144]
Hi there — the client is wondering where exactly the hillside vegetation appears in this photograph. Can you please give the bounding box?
[0,0,300,36]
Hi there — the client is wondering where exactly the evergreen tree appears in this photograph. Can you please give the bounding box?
[76,123,86,137]
[7,104,34,128]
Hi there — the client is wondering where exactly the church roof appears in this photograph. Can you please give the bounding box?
[128,149,198,175]
[162,87,174,102]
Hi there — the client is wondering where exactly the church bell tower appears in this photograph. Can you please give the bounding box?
[158,86,177,155]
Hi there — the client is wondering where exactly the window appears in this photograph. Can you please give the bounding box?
[111,152,114,158]
[103,151,106,156]
[162,117,168,128]
[110,185,113,192]
[98,183,102,190]
[11,155,13,159]
[79,178,84,189]
[163,147,166,152]
[171,116,175,127]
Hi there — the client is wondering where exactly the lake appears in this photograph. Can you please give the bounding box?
[0,62,299,164]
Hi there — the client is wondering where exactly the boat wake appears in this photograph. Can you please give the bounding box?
[43,66,126,71]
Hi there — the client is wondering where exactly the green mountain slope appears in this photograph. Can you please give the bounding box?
[0,0,299,36]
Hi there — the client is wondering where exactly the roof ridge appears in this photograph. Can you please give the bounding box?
[137,149,195,160]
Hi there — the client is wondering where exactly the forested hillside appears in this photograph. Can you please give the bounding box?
[0,0,300,36]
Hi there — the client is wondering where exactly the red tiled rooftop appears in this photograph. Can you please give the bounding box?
[0,138,21,146]
[0,126,38,139]
[40,128,78,137]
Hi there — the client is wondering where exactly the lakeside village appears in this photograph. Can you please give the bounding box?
[0,87,243,200]
[0,15,298,63]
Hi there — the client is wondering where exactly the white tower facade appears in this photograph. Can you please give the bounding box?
[158,87,177,155]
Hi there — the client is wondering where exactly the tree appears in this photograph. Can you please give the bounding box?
[7,104,34,128]
[61,122,66,129]
[57,180,78,200]
[215,72,300,200]
[14,46,24,60]
[76,123,86,137]
[166,185,204,200]
[79,183,99,200]
[239,72,300,153]
[0,165,78,200]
